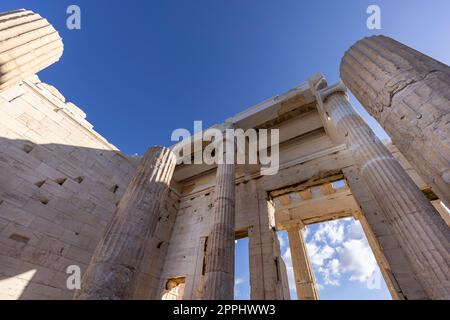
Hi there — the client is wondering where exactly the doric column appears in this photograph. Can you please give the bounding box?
[0,9,63,91]
[315,80,450,299]
[75,146,177,300]
[286,225,319,300]
[201,134,236,300]
[341,35,450,208]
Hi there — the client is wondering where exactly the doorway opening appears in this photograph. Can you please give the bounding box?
[234,230,250,300]
[278,218,392,300]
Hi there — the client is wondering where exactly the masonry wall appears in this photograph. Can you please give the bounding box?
[158,174,291,300]
[0,76,138,299]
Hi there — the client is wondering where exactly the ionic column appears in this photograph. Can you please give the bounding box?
[341,35,450,208]
[0,9,63,91]
[315,80,450,299]
[248,189,289,300]
[286,225,319,300]
[75,146,177,300]
[201,135,236,300]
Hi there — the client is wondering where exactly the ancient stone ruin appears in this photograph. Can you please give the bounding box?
[0,9,449,300]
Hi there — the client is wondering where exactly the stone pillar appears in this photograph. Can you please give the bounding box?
[0,9,63,91]
[75,146,177,300]
[249,189,290,300]
[201,136,236,300]
[286,226,319,300]
[340,35,450,208]
[315,80,450,299]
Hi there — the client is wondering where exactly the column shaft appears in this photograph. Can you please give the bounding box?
[321,85,450,299]
[249,189,289,300]
[287,227,319,300]
[201,157,236,299]
[75,146,176,300]
[341,35,450,207]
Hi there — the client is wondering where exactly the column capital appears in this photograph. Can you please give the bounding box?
[353,210,364,221]
[318,80,348,103]
[308,73,328,95]
[223,121,236,130]
[285,221,305,232]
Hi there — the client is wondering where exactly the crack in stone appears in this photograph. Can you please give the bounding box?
[384,69,440,113]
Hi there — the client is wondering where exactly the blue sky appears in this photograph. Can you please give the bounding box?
[3,1,450,300]
[2,0,450,155]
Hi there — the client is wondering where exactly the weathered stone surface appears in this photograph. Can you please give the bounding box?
[74,147,176,300]
[317,81,450,299]
[248,189,290,300]
[0,76,138,300]
[0,9,63,91]
[201,142,236,300]
[341,35,450,208]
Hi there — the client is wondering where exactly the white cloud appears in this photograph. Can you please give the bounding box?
[305,219,380,289]
[306,242,335,267]
[318,258,341,286]
[313,220,345,244]
[337,239,377,282]
[235,277,245,285]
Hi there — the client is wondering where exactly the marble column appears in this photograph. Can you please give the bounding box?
[344,165,428,299]
[201,136,236,300]
[286,226,319,300]
[0,9,63,90]
[248,188,289,300]
[75,146,177,300]
[316,80,450,299]
[341,35,450,208]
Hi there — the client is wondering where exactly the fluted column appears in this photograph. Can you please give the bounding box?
[316,81,450,299]
[201,136,236,300]
[0,9,63,91]
[75,147,177,300]
[286,226,319,300]
[341,35,450,208]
